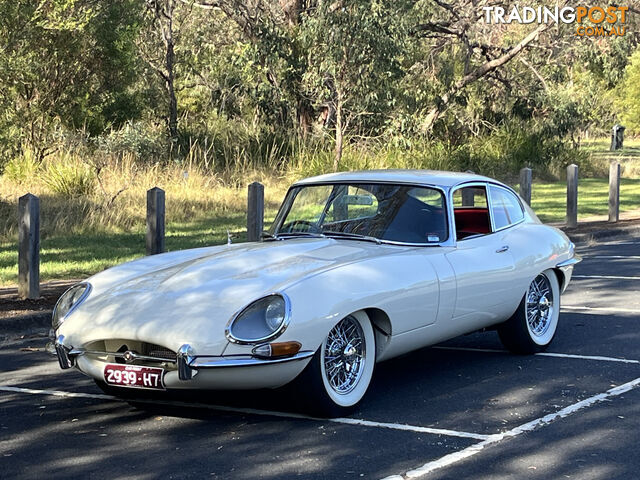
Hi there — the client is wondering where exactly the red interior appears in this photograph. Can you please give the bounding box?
[454,208,490,235]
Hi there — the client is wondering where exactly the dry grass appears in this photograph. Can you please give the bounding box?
[0,154,289,242]
[1,137,639,286]
[0,152,290,285]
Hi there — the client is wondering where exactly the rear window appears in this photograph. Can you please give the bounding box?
[490,186,524,229]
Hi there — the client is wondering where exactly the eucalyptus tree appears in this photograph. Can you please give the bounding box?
[300,0,407,169]
[0,0,143,163]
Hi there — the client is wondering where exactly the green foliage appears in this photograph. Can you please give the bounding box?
[41,157,95,197]
[96,122,169,162]
[617,48,640,134]
[0,0,637,187]
[3,149,41,184]
[301,0,407,132]
[0,0,145,160]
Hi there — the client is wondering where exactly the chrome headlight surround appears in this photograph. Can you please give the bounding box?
[52,282,92,331]
[225,293,291,345]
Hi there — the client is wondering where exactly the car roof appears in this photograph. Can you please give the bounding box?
[293,169,498,189]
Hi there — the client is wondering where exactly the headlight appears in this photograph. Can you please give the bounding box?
[52,283,91,331]
[226,294,290,344]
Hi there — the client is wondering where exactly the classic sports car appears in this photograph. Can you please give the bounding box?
[50,170,580,416]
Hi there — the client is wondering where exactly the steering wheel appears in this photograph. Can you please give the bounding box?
[280,220,321,234]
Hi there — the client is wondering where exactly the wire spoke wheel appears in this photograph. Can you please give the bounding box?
[498,269,560,354]
[323,316,366,395]
[297,310,375,416]
[526,274,554,337]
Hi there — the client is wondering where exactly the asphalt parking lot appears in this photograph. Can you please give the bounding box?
[1,238,639,479]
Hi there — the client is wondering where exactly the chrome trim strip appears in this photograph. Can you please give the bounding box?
[557,255,582,269]
[225,293,293,345]
[189,350,314,369]
[67,349,176,364]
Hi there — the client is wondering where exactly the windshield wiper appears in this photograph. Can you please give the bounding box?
[323,231,382,245]
[268,231,326,240]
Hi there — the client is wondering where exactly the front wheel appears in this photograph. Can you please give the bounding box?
[498,269,560,354]
[294,311,376,417]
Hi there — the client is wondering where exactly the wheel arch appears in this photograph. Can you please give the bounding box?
[363,307,392,360]
[552,267,567,292]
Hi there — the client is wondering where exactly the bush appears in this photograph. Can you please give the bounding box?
[617,48,640,135]
[41,157,96,198]
[2,149,41,184]
[95,121,169,163]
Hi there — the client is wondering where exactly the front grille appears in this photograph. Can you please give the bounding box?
[84,339,177,362]
[141,343,177,360]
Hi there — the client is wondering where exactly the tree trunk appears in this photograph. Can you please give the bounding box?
[421,23,549,134]
[166,39,178,140]
[334,96,343,172]
[279,0,303,26]
[164,1,178,140]
[297,99,313,138]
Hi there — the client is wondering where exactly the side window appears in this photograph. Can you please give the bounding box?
[489,186,524,230]
[453,187,488,208]
[452,186,491,240]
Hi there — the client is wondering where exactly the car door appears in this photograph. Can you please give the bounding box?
[486,184,535,305]
[444,183,517,330]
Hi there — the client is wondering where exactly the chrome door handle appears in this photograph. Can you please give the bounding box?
[496,245,509,253]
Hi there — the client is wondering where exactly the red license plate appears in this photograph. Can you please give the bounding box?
[104,364,165,390]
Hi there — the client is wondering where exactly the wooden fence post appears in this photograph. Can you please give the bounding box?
[519,167,532,206]
[247,182,264,242]
[566,164,578,228]
[18,193,40,299]
[608,162,621,223]
[146,187,165,255]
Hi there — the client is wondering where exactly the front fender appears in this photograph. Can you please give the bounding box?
[223,249,445,357]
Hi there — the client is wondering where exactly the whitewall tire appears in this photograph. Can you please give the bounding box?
[294,311,376,417]
[498,269,560,354]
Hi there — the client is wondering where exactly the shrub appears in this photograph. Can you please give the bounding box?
[96,121,169,163]
[2,148,41,184]
[41,157,96,197]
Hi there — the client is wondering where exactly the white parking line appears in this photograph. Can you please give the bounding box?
[589,255,640,259]
[573,275,640,280]
[596,242,640,246]
[0,385,490,441]
[562,305,640,314]
[433,346,640,364]
[381,376,640,480]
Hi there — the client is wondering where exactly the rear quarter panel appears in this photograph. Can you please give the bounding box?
[503,222,573,315]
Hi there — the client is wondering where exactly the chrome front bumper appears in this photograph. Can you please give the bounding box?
[556,254,582,292]
[50,336,313,381]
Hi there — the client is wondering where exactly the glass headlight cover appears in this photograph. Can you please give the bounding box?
[52,283,91,330]
[226,294,290,344]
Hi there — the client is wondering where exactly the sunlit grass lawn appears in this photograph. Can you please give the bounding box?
[529,178,640,223]
[0,206,280,286]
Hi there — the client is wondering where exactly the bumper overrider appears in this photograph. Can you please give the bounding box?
[50,335,314,382]
[555,248,582,293]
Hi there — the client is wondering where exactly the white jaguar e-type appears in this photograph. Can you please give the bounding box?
[50,170,580,416]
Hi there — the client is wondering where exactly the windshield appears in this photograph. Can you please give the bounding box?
[272,183,448,244]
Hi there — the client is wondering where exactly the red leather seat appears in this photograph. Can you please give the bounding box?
[454,208,490,236]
